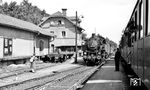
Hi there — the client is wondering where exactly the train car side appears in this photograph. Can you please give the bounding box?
[120,0,150,89]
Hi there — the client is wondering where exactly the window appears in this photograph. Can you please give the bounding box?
[146,0,149,35]
[140,29,143,38]
[135,32,137,41]
[135,12,137,26]
[139,2,143,38]
[4,38,12,56]
[50,20,65,26]
[62,31,66,37]
[131,32,135,46]
[58,20,64,25]
[58,20,62,25]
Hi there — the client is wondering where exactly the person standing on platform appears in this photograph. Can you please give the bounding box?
[30,55,37,73]
[115,48,121,71]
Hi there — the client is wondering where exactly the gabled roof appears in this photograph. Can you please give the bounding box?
[39,12,84,31]
[51,11,63,16]
[0,14,54,37]
[68,16,76,20]
[68,16,80,20]
[41,16,49,21]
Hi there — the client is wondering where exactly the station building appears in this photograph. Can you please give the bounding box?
[0,14,54,66]
[39,9,84,53]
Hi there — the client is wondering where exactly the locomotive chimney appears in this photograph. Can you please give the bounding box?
[92,33,96,38]
[62,8,67,16]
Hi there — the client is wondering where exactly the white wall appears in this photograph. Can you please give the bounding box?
[13,38,34,57]
[35,48,49,56]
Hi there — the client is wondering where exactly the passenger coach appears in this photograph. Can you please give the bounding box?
[120,0,150,89]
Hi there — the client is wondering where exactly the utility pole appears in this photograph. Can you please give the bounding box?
[75,11,78,63]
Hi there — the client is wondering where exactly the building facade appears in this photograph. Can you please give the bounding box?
[39,9,84,53]
[0,14,54,66]
[105,38,117,55]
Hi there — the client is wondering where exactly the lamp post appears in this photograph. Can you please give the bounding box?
[74,11,84,63]
[75,11,78,63]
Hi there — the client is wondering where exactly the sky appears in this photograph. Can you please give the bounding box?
[3,0,137,45]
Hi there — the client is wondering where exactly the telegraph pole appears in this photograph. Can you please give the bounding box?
[75,11,78,63]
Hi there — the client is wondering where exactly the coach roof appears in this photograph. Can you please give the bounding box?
[0,14,54,37]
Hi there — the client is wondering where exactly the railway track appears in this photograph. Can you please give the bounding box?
[0,63,103,90]
[0,62,59,79]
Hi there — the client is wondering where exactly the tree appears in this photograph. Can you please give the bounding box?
[0,0,49,25]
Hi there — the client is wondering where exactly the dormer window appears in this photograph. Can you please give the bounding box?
[58,20,62,25]
[58,20,64,26]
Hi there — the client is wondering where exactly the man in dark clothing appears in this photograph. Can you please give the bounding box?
[115,48,121,71]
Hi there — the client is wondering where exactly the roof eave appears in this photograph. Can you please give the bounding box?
[0,23,38,34]
[39,33,55,37]
[0,23,55,37]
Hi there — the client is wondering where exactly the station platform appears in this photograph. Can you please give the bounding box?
[80,59,130,90]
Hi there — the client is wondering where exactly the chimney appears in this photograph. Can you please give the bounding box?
[62,8,67,16]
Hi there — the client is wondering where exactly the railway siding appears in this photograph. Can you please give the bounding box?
[35,62,105,90]
[0,62,57,79]
[0,62,105,90]
[0,58,74,79]
[0,63,80,90]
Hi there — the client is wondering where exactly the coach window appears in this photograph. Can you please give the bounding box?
[135,11,137,27]
[135,12,137,41]
[139,2,143,38]
[146,0,150,35]
[4,38,12,56]
[131,32,135,45]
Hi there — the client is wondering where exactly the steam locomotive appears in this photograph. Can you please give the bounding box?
[82,33,105,65]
